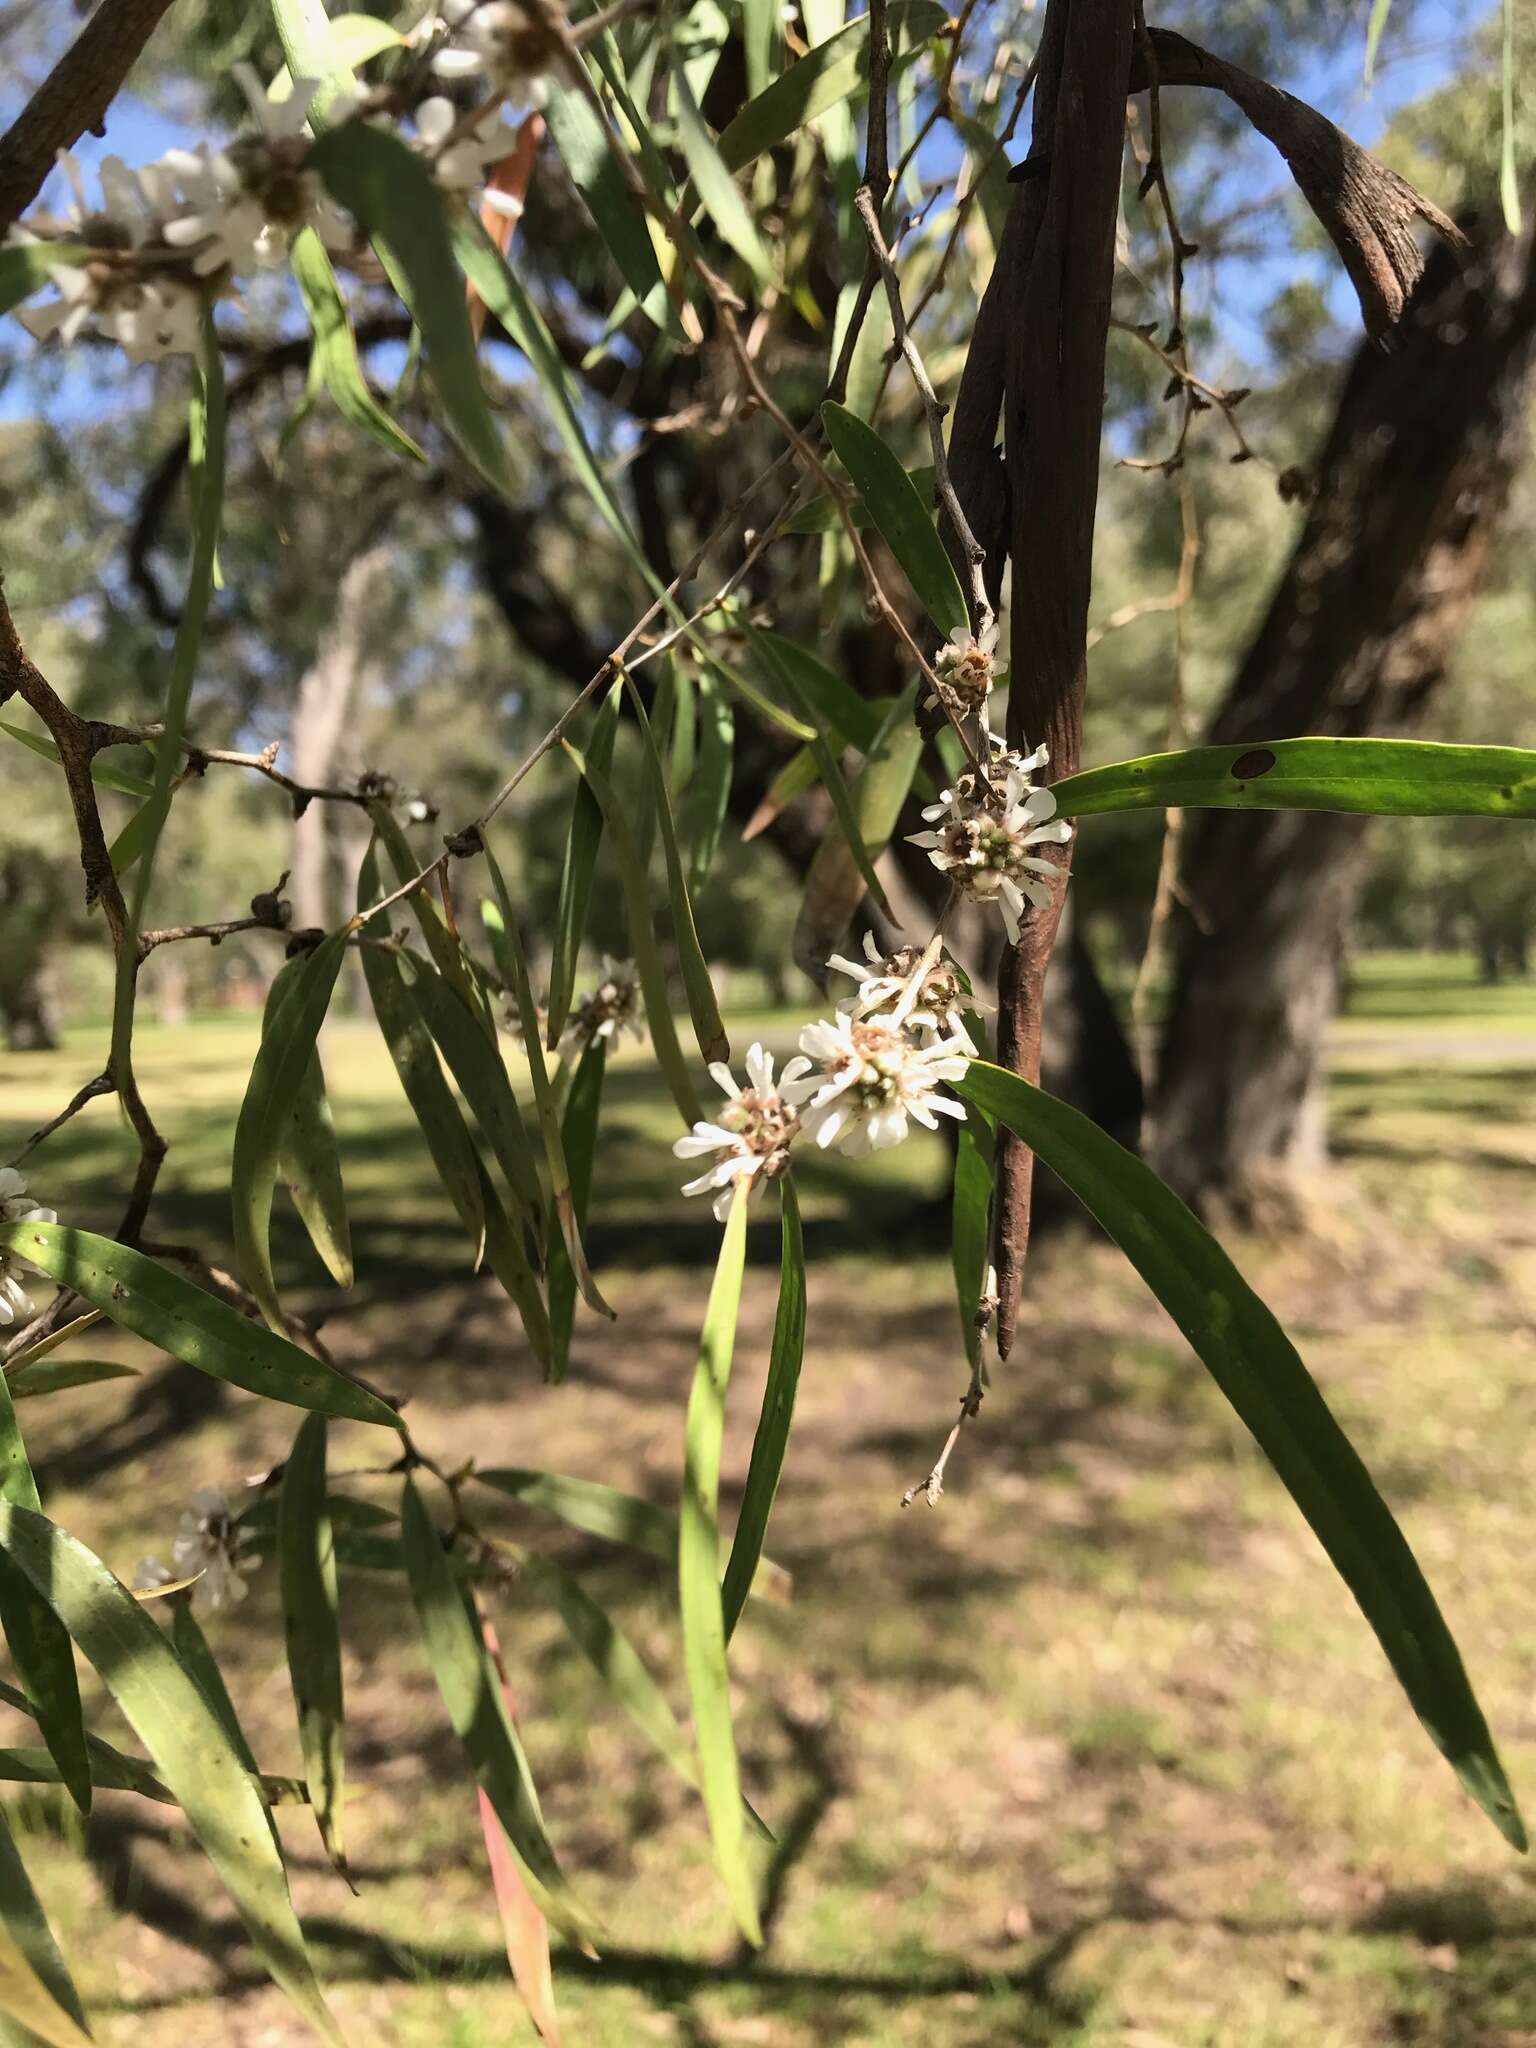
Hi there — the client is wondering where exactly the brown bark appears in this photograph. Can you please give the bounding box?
[1152,216,1536,1219]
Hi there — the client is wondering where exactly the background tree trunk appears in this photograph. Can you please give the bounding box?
[0,952,57,1051]
[288,546,388,931]
[1151,214,1536,1219]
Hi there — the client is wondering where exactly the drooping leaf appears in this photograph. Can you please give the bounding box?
[678,1187,761,1944]
[1050,737,1536,820]
[168,1600,265,1783]
[781,463,939,536]
[263,959,353,1290]
[232,932,349,1330]
[0,1503,343,2040]
[0,1805,92,2047]
[950,1113,994,1372]
[267,0,363,119]
[547,1037,607,1380]
[543,81,669,313]
[747,629,883,754]
[0,1372,89,1818]
[1363,0,1392,81]
[481,849,612,1322]
[716,0,947,171]
[821,402,968,639]
[1500,0,1522,235]
[721,1179,806,1641]
[290,227,425,464]
[622,682,730,1068]
[280,1415,348,1878]
[270,9,404,99]
[792,683,924,974]
[742,0,780,98]
[680,675,734,891]
[478,1783,562,2046]
[368,804,494,1032]
[958,1061,1527,1853]
[0,1224,400,1432]
[669,58,773,288]
[478,1161,557,1375]
[400,1479,591,1939]
[473,1467,680,1563]
[310,123,517,494]
[562,740,703,1124]
[547,678,623,1049]
[5,1359,139,1402]
[0,721,151,798]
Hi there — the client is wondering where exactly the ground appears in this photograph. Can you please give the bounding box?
[2,952,1535,2047]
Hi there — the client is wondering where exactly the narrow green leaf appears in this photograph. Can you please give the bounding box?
[958,1060,1527,1853]
[547,677,622,1049]
[407,955,546,1242]
[232,932,348,1330]
[481,850,613,1321]
[0,1374,88,1816]
[400,1479,591,1939]
[310,123,516,494]
[716,0,946,171]
[563,740,703,1124]
[290,228,426,464]
[622,683,729,1068]
[280,1416,348,1878]
[1500,0,1522,234]
[547,1037,607,1381]
[671,666,698,795]
[781,464,937,536]
[0,721,151,798]
[820,402,968,639]
[792,683,923,972]
[743,739,821,839]
[721,1179,805,1641]
[0,1503,343,2040]
[670,58,775,286]
[369,804,493,1032]
[0,1224,400,1432]
[950,1113,994,1372]
[0,242,103,320]
[167,1599,264,1779]
[0,1806,92,2047]
[270,9,404,98]
[543,82,669,312]
[742,0,779,98]
[1363,0,1392,81]
[473,1466,680,1563]
[5,1359,138,1402]
[105,797,158,879]
[679,675,735,891]
[1048,738,1536,821]
[268,0,361,120]
[679,1187,761,1943]
[706,646,816,741]
[748,630,883,753]
[263,960,353,1290]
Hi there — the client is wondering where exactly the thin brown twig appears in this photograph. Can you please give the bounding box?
[11,1073,114,1167]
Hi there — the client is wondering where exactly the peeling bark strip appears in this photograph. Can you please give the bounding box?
[991,0,1136,1360]
[1122,29,1466,341]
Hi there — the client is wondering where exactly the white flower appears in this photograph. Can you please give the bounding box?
[427,0,554,88]
[926,621,1002,715]
[0,1168,55,1328]
[171,1484,258,1615]
[908,749,1071,945]
[674,1043,810,1220]
[414,96,520,194]
[826,932,975,1050]
[561,956,644,1056]
[790,1012,969,1158]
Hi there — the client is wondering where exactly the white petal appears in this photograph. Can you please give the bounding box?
[744,1043,773,1092]
[416,95,458,144]
[480,189,525,221]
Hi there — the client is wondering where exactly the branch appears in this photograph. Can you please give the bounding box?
[0,0,177,235]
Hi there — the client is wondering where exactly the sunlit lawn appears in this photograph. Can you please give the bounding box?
[1,952,1535,2045]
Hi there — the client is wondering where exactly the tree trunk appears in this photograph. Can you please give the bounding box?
[1151,215,1536,1219]
[0,954,57,1051]
[288,546,388,931]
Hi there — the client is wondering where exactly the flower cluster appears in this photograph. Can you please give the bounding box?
[908,742,1072,945]
[926,623,1002,718]
[0,1168,53,1328]
[673,940,973,1215]
[418,0,558,90]
[560,956,644,1058]
[137,1484,259,1615]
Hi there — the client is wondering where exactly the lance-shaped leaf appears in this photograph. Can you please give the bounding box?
[782,464,938,534]
[670,58,775,287]
[821,403,968,639]
[358,846,487,1259]
[481,853,612,1322]
[290,227,425,464]
[280,1416,348,1878]
[679,676,734,891]
[0,1224,400,1432]
[310,123,516,494]
[678,1187,761,1944]
[263,959,353,1290]
[563,740,703,1125]
[268,0,363,119]
[0,1503,343,2040]
[6,1359,138,1402]
[232,932,349,1330]
[168,1599,264,1777]
[400,1479,591,1941]
[0,1806,92,2047]
[1049,738,1536,821]
[270,9,404,99]
[721,1179,805,1642]
[958,1060,1527,1853]
[717,0,946,170]
[622,682,729,1068]
[479,1161,557,1376]
[747,631,883,755]
[950,1113,994,1372]
[0,721,151,798]
[547,1038,606,1381]
[792,684,923,978]
[474,1467,679,1563]
[543,80,668,316]
[478,1784,562,2047]
[407,954,546,1246]
[0,1374,88,1817]
[369,803,495,1033]
[547,679,622,1049]
[1500,0,1521,234]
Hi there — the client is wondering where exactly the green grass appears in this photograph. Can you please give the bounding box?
[1,952,1535,2045]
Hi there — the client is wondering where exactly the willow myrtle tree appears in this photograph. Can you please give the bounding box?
[0,0,1532,2038]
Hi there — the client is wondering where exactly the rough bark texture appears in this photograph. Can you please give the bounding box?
[1152,216,1536,1219]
